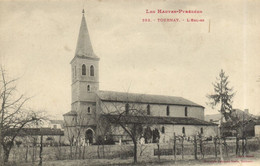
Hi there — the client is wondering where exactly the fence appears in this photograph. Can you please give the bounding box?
[7,137,260,164]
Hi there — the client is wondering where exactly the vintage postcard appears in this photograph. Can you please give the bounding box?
[0,0,259,165]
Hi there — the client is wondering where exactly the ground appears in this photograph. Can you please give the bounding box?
[9,149,260,166]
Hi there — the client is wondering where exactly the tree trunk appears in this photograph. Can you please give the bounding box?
[75,142,78,159]
[236,137,239,156]
[39,135,43,166]
[3,148,10,163]
[173,133,176,162]
[83,144,85,159]
[245,137,248,155]
[194,135,197,160]
[25,145,28,162]
[214,137,217,158]
[69,143,73,159]
[102,144,105,158]
[58,135,61,159]
[97,144,100,159]
[242,138,245,157]
[133,141,137,164]
[181,137,184,160]
[157,143,160,162]
[223,137,228,157]
[200,137,204,159]
[218,114,224,161]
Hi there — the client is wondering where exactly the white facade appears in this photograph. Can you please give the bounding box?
[255,125,260,137]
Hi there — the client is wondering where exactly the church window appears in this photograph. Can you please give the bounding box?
[82,64,86,75]
[185,107,188,117]
[87,85,90,92]
[125,103,129,115]
[147,104,150,115]
[90,65,94,76]
[182,127,185,135]
[166,106,170,116]
[162,126,165,134]
[88,107,91,114]
[201,127,203,134]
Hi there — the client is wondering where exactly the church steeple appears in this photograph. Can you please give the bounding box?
[75,9,94,57]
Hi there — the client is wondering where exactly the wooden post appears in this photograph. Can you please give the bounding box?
[173,133,176,162]
[32,137,36,163]
[59,135,61,159]
[25,145,28,162]
[242,138,245,157]
[39,134,43,166]
[223,138,228,157]
[194,135,197,160]
[200,136,204,159]
[181,136,184,160]
[218,110,224,161]
[214,137,217,158]
[83,144,85,159]
[157,143,160,162]
[236,137,239,156]
[245,137,248,155]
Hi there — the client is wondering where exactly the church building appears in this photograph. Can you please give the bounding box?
[63,10,217,144]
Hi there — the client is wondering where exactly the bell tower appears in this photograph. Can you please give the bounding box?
[70,9,99,126]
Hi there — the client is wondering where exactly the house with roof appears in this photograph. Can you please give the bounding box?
[63,10,217,144]
[206,109,257,137]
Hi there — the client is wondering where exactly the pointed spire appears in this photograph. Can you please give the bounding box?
[75,9,94,57]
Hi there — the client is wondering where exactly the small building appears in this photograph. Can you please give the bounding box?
[255,120,260,137]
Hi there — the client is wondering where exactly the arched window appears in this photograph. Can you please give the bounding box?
[182,127,185,134]
[88,107,91,114]
[162,126,165,134]
[125,103,129,115]
[82,64,86,75]
[147,104,150,115]
[87,85,90,92]
[201,127,203,134]
[166,106,170,116]
[185,107,188,117]
[90,65,94,76]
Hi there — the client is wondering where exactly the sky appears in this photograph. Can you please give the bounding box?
[0,0,260,119]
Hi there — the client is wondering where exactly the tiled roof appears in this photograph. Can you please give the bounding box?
[49,120,63,124]
[97,90,203,108]
[101,114,217,126]
[5,128,64,136]
[63,111,77,116]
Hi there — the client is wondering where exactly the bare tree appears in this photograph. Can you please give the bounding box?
[63,110,92,159]
[98,94,157,164]
[0,66,43,163]
[207,69,235,161]
[74,111,92,159]
[224,110,256,156]
[63,113,76,159]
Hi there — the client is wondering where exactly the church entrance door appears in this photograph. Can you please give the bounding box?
[85,129,93,144]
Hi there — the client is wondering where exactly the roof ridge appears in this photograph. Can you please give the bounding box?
[97,90,203,107]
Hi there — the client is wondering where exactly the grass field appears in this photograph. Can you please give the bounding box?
[8,149,260,166]
[4,138,260,166]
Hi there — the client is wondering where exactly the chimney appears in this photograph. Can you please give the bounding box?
[244,109,249,114]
